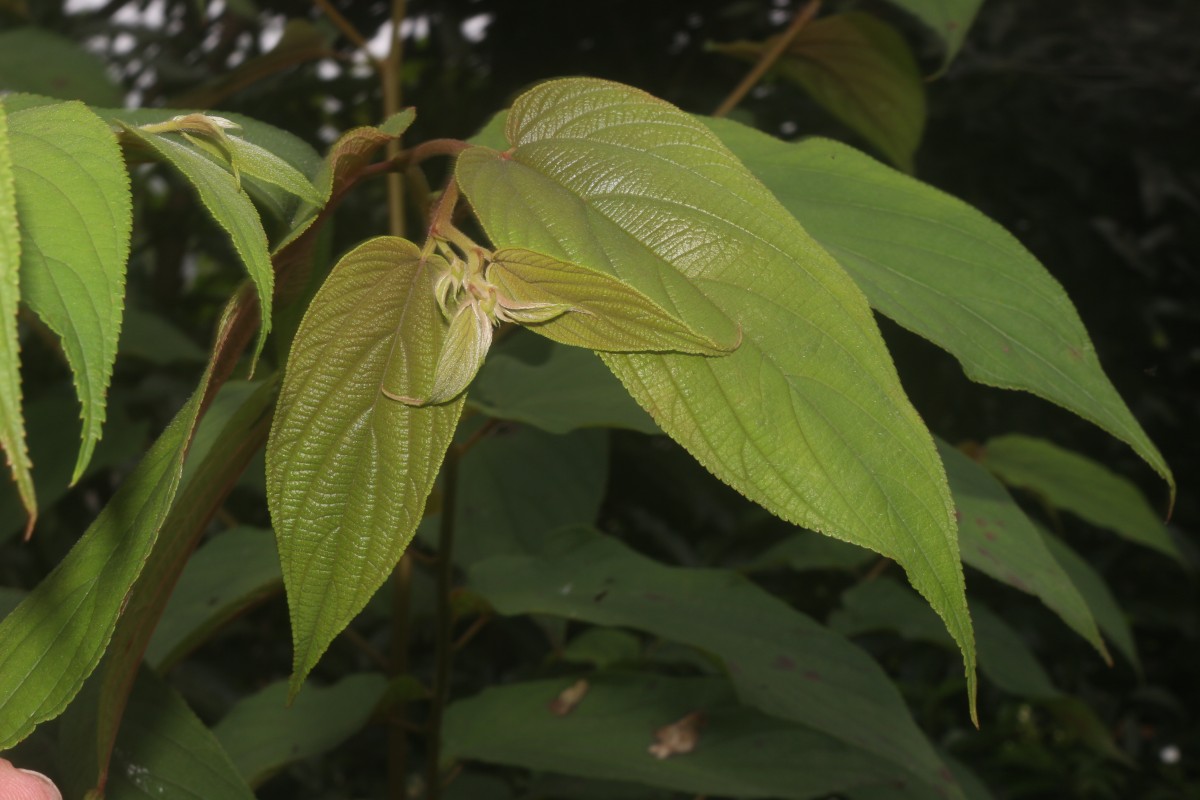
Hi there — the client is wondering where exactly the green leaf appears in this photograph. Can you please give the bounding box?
[0,99,34,532]
[146,526,282,670]
[212,674,387,787]
[746,531,875,573]
[938,439,1108,662]
[711,13,925,171]
[266,236,464,694]
[879,0,983,70]
[562,628,643,669]
[489,248,740,353]
[10,101,132,484]
[850,754,996,800]
[224,133,324,205]
[980,434,1180,562]
[422,299,493,406]
[456,78,974,713]
[830,578,1059,700]
[1041,530,1140,673]
[469,339,659,435]
[0,290,250,748]
[705,119,1175,504]
[468,525,962,797]
[60,668,254,800]
[120,123,274,366]
[444,672,914,798]
[118,308,208,365]
[0,28,124,106]
[0,381,207,747]
[447,426,607,567]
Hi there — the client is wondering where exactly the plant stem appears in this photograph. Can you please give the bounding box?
[425,444,461,800]
[387,553,413,800]
[383,0,408,238]
[314,0,382,70]
[711,0,822,118]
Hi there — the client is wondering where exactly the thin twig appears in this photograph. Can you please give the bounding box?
[342,626,393,672]
[452,613,492,652]
[313,0,381,68]
[712,0,822,118]
[383,0,408,238]
[425,445,462,800]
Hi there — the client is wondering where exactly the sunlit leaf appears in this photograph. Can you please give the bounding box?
[0,99,33,531]
[10,101,131,485]
[456,78,974,712]
[712,13,925,171]
[489,248,739,353]
[980,434,1179,562]
[267,237,464,694]
[445,672,917,798]
[468,525,962,797]
[119,123,273,366]
[706,118,1174,505]
[213,674,387,787]
[469,339,659,435]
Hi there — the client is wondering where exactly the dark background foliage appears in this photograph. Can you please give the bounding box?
[2,0,1197,797]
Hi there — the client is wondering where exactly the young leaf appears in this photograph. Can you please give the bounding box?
[456,78,975,714]
[878,0,983,71]
[266,237,464,694]
[704,120,1175,507]
[0,99,34,532]
[489,248,740,353]
[711,12,925,171]
[980,434,1180,562]
[9,101,132,486]
[120,123,274,367]
[212,675,387,788]
[445,673,914,799]
[419,298,493,406]
[938,439,1108,662]
[468,525,962,797]
[184,128,324,206]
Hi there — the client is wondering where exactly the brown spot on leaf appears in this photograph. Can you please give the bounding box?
[548,679,589,716]
[983,530,997,541]
[803,670,822,682]
[648,711,706,759]
[774,655,796,671]
[1067,346,1083,360]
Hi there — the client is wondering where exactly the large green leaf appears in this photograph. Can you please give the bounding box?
[879,0,983,70]
[0,289,254,748]
[704,118,1174,504]
[9,101,131,485]
[266,236,464,694]
[119,124,274,366]
[712,12,925,171]
[980,434,1179,562]
[146,526,282,670]
[447,426,607,567]
[0,28,123,106]
[0,99,33,531]
[213,674,387,787]
[1041,530,1140,672]
[445,673,913,798]
[456,78,974,710]
[469,339,658,435]
[60,669,254,800]
[468,525,963,797]
[938,439,1107,660]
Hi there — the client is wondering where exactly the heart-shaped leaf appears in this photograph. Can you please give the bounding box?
[266,237,464,693]
[456,78,975,714]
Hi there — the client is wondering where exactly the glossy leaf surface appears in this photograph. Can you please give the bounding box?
[981,434,1179,562]
[939,439,1106,660]
[267,237,464,693]
[10,101,131,485]
[469,339,658,434]
[445,673,911,798]
[468,525,961,796]
[120,124,273,365]
[213,674,387,787]
[713,13,925,171]
[0,99,33,528]
[490,248,739,353]
[457,78,973,706]
[706,119,1173,503]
